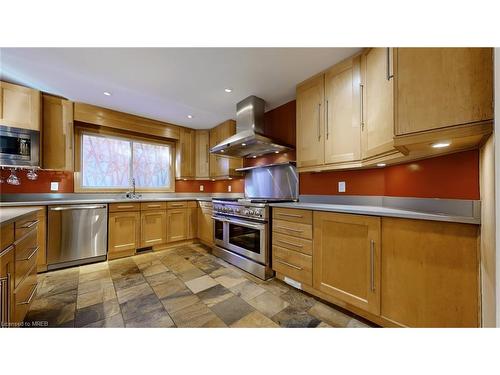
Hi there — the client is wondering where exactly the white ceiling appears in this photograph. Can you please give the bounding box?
[0,48,361,129]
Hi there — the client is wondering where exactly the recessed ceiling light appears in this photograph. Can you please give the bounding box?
[224,88,233,93]
[377,163,386,167]
[228,177,232,180]
[432,142,451,148]
[187,115,193,119]
[241,143,246,146]
[252,155,257,158]
[183,178,187,181]
[211,179,215,181]
[274,151,279,154]
[103,91,112,96]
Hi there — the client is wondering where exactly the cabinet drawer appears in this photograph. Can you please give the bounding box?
[187,201,198,208]
[109,203,141,212]
[15,213,39,240]
[14,267,38,323]
[273,208,312,224]
[1,223,14,251]
[273,219,312,239]
[140,202,167,210]
[15,229,38,288]
[273,245,312,286]
[167,201,187,209]
[272,232,312,255]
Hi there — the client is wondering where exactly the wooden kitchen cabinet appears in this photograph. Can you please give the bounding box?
[197,201,213,245]
[176,127,196,179]
[394,48,493,136]
[167,208,188,243]
[324,56,362,165]
[42,94,74,171]
[108,211,140,260]
[0,230,15,326]
[209,120,243,179]
[187,201,198,240]
[296,74,325,168]
[313,211,381,315]
[195,130,210,179]
[140,210,167,247]
[0,81,41,131]
[381,218,479,327]
[360,48,398,160]
[33,207,47,273]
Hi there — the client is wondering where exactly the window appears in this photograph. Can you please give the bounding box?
[80,132,174,191]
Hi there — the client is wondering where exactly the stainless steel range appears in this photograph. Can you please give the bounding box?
[212,162,298,280]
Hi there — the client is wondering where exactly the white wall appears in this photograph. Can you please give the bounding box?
[496,48,500,327]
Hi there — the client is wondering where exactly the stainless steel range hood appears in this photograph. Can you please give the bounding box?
[210,96,293,158]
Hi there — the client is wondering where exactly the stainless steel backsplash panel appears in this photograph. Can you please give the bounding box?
[244,163,298,200]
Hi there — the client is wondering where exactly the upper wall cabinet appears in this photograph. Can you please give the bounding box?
[361,48,400,161]
[393,48,493,154]
[296,48,494,172]
[296,55,362,171]
[296,75,325,168]
[0,81,41,131]
[42,94,74,171]
[195,130,210,179]
[209,120,242,179]
[176,127,196,179]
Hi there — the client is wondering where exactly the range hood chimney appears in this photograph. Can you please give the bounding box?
[210,95,293,158]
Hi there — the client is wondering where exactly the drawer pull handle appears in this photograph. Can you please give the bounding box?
[19,246,39,261]
[19,220,39,229]
[145,239,161,243]
[117,205,135,209]
[114,243,135,248]
[147,204,161,208]
[277,213,303,218]
[170,204,184,207]
[18,283,38,305]
[275,259,302,271]
[275,226,303,233]
[276,239,303,249]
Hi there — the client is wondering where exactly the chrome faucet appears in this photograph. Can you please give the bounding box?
[125,177,141,199]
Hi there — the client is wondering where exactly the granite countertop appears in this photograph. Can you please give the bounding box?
[0,207,41,225]
[0,196,213,207]
[269,202,480,225]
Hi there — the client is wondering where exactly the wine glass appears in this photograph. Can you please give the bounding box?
[7,168,20,185]
[26,168,38,181]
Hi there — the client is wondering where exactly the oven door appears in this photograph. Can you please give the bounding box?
[0,126,40,166]
[212,215,227,248]
[226,218,267,264]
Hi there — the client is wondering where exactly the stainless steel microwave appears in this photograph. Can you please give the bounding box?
[0,125,40,167]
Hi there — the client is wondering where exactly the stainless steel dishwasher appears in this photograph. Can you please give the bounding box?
[47,204,108,270]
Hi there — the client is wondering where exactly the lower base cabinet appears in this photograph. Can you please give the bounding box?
[187,202,197,240]
[108,211,140,260]
[274,208,480,327]
[167,209,188,243]
[313,211,381,315]
[141,210,167,247]
[380,218,480,328]
[197,202,213,245]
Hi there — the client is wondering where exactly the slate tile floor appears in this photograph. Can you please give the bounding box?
[25,244,373,328]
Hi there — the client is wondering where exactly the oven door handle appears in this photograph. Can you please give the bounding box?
[225,218,265,230]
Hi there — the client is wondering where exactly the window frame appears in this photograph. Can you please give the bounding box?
[74,127,175,193]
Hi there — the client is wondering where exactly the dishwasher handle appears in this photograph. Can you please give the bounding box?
[50,205,107,211]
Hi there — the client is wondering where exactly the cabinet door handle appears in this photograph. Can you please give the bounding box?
[386,48,394,81]
[147,204,161,208]
[17,283,38,305]
[360,83,365,130]
[317,103,321,141]
[370,239,375,292]
[325,100,329,140]
[275,259,302,271]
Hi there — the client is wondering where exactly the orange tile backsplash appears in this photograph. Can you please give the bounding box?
[0,151,479,200]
